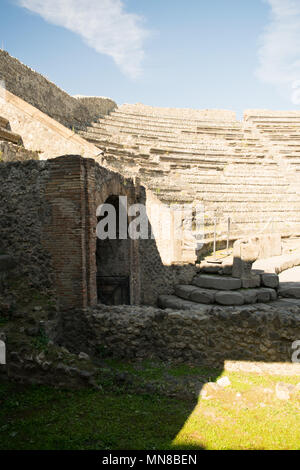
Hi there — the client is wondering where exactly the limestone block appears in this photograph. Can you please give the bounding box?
[193,274,242,291]
[215,291,244,306]
[232,239,259,279]
[258,234,282,259]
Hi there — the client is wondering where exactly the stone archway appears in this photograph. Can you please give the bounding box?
[42,155,142,309]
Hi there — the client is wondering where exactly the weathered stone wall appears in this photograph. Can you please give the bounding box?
[0,155,144,309]
[0,51,116,129]
[0,160,54,289]
[61,303,300,367]
[0,87,102,161]
[138,189,198,305]
[0,141,39,162]
[74,96,117,119]
[139,237,197,305]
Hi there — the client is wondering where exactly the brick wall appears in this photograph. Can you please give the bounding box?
[0,154,184,309]
[43,155,142,309]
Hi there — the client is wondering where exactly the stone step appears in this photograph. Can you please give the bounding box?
[97,125,239,140]
[113,108,239,125]
[277,266,300,298]
[278,284,300,298]
[83,131,270,160]
[175,285,215,304]
[221,176,286,183]
[155,184,291,198]
[248,117,300,123]
[88,128,243,147]
[101,152,277,174]
[192,274,242,290]
[94,117,243,135]
[157,294,213,313]
[253,252,300,274]
[203,201,300,209]
[192,184,290,193]
[94,120,242,133]
[159,284,277,308]
[109,110,241,125]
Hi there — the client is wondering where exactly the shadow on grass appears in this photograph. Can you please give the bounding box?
[0,365,222,450]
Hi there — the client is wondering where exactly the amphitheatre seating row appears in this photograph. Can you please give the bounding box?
[80,104,300,243]
[246,112,300,173]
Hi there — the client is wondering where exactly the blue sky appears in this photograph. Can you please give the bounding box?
[1,0,300,116]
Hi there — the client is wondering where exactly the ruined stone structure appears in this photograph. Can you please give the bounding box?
[0,51,300,382]
[0,50,117,130]
[0,115,38,162]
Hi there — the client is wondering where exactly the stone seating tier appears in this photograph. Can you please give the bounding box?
[80,105,300,245]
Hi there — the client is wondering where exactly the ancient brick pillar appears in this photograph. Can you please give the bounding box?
[43,155,97,310]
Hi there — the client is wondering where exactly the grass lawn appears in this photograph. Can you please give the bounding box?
[0,363,299,450]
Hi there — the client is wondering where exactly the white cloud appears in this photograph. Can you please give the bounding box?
[256,0,300,104]
[18,0,149,78]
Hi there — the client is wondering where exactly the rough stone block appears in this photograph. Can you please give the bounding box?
[278,285,300,299]
[260,287,277,301]
[175,285,197,301]
[190,287,215,304]
[193,274,242,291]
[241,275,261,289]
[215,291,244,306]
[256,289,271,303]
[158,295,211,313]
[261,273,279,289]
[242,289,258,304]
[277,298,300,306]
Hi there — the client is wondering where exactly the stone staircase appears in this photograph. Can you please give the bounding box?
[79,104,300,251]
[158,270,279,309]
[158,243,300,308]
[245,111,300,178]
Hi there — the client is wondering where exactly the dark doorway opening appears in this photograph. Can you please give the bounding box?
[96,275,130,305]
[96,195,131,305]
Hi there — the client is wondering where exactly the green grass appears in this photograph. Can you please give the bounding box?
[104,359,222,382]
[0,382,193,450]
[0,366,299,450]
